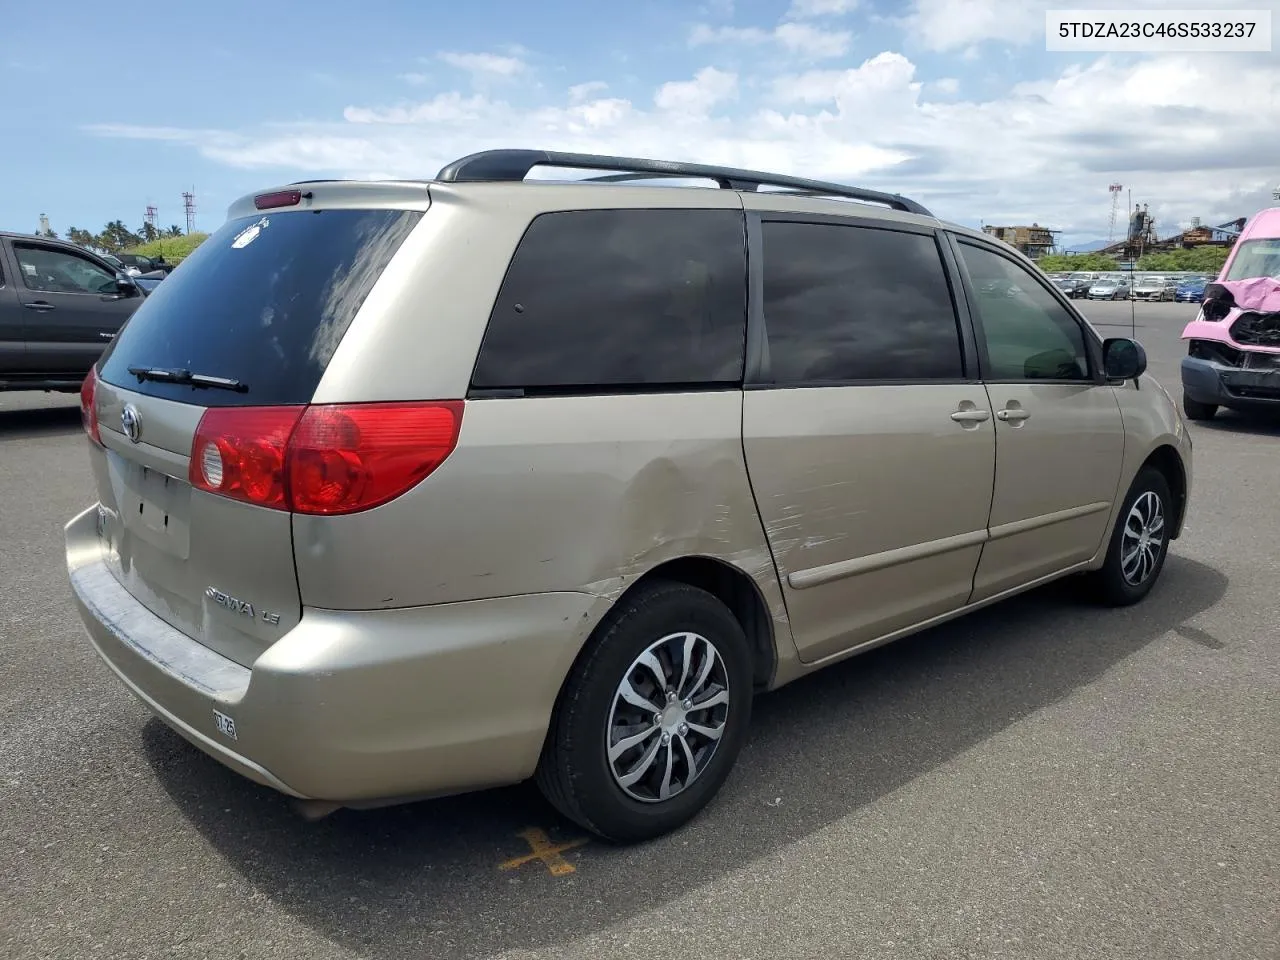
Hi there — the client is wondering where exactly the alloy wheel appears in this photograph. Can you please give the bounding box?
[606,632,730,803]
[1121,490,1166,586]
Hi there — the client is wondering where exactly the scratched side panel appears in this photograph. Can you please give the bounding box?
[291,390,798,669]
[742,383,997,664]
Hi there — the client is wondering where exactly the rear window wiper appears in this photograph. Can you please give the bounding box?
[127,366,249,393]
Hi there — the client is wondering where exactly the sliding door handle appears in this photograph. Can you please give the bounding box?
[996,408,1031,422]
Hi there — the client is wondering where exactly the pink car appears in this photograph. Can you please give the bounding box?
[1180,206,1280,420]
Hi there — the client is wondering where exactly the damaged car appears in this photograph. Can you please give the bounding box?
[1181,277,1280,419]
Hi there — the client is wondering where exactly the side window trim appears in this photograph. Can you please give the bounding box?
[746,214,973,388]
[948,233,1105,385]
[744,212,768,386]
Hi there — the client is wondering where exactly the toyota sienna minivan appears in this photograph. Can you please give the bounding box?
[67,149,1193,842]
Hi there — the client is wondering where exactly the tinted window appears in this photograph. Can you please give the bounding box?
[472,209,747,391]
[958,242,1090,381]
[760,222,963,383]
[99,208,422,406]
[14,244,116,295]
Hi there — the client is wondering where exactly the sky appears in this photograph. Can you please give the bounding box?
[4,0,1278,248]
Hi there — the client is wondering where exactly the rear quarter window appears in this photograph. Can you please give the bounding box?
[471,208,748,393]
[98,208,423,406]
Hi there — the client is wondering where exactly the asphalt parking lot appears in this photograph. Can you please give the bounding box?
[2,300,1277,960]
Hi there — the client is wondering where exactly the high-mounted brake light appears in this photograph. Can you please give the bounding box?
[188,401,463,515]
[254,189,304,210]
[80,366,102,446]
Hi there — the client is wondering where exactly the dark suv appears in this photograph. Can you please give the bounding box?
[0,232,144,392]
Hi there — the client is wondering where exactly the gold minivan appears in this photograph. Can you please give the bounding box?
[66,150,1193,842]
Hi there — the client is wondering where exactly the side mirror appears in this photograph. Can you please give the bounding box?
[1103,337,1147,380]
[114,275,140,297]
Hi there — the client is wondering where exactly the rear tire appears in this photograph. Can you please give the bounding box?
[1182,393,1217,421]
[535,580,754,844]
[1084,467,1173,607]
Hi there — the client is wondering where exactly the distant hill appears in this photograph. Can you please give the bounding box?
[1065,239,1110,253]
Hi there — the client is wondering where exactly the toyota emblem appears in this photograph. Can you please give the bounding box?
[120,404,142,443]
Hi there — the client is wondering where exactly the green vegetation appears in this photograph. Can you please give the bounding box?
[1135,246,1228,273]
[1037,252,1116,272]
[1038,245,1230,275]
[125,232,208,263]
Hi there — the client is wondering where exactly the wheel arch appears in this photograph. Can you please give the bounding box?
[619,556,779,691]
[1141,444,1188,539]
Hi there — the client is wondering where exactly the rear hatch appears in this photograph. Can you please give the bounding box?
[86,194,425,667]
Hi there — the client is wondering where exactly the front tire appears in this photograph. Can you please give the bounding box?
[1085,467,1173,607]
[1182,392,1217,421]
[535,580,754,843]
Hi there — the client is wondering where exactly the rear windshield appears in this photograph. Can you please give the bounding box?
[99,207,423,406]
[1223,238,1280,281]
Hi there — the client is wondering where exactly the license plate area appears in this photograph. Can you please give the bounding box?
[117,456,192,559]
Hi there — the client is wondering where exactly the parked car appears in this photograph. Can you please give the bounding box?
[1181,206,1280,420]
[1174,276,1213,302]
[1131,276,1176,302]
[1088,277,1131,300]
[1054,276,1092,298]
[1065,273,1102,298]
[66,150,1192,843]
[116,252,175,276]
[0,231,145,392]
[134,275,164,295]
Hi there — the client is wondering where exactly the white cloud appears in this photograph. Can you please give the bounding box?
[774,22,853,60]
[437,51,526,77]
[933,77,959,94]
[569,81,609,103]
[88,44,1280,244]
[343,92,491,125]
[654,66,738,115]
[787,0,858,17]
[690,21,851,60]
[900,0,1048,50]
[771,52,919,108]
[689,24,770,45]
[399,72,430,86]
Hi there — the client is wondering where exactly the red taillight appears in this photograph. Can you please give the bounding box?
[189,406,306,509]
[288,402,463,515]
[254,189,303,209]
[80,366,102,446]
[188,401,463,515]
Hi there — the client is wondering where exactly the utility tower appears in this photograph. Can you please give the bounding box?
[1107,183,1124,244]
[182,190,196,234]
[145,204,158,236]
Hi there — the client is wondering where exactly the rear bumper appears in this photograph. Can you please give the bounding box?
[66,506,606,803]
[1181,355,1280,408]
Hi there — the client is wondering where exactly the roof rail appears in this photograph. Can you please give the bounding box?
[433,149,933,216]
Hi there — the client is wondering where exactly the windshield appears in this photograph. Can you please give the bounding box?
[98,207,423,407]
[1224,238,1280,281]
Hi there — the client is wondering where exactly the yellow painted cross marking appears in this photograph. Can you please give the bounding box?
[499,827,588,877]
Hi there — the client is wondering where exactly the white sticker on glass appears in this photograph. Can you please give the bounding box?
[232,217,269,249]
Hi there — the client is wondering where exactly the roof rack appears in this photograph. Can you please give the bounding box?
[433,149,933,217]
